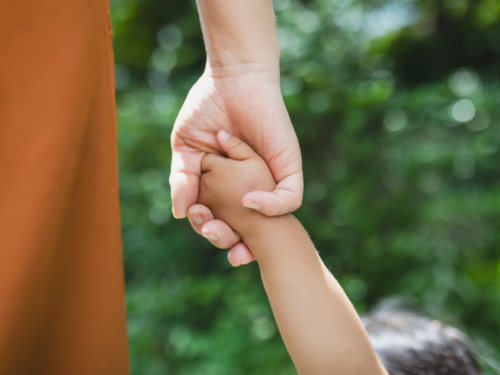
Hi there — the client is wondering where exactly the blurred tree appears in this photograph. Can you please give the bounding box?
[111,0,500,373]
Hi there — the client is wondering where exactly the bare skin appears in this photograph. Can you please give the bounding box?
[197,131,388,375]
[170,0,303,266]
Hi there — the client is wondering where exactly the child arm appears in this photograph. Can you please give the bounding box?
[199,132,387,375]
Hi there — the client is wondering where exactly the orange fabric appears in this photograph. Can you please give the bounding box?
[0,0,129,374]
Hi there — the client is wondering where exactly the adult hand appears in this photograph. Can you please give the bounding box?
[170,66,303,266]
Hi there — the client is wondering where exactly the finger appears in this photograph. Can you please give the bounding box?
[170,149,204,219]
[201,153,226,173]
[201,220,242,249]
[217,130,257,161]
[228,243,255,267]
[187,204,214,234]
[242,171,304,216]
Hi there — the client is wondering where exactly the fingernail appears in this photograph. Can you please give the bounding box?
[203,234,219,242]
[219,130,230,140]
[172,208,179,219]
[189,212,203,225]
[243,201,262,210]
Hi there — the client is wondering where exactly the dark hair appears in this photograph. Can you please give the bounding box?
[362,306,482,375]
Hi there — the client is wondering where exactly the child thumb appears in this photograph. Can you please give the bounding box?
[217,130,256,161]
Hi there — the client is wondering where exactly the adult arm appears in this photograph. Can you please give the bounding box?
[170,0,303,265]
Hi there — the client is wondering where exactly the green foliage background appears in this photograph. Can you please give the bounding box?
[111,0,500,373]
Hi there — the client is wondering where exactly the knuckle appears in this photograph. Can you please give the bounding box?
[168,172,176,186]
[218,241,230,249]
[215,236,232,249]
[291,202,301,212]
[231,140,243,150]
[266,205,280,216]
[294,197,303,210]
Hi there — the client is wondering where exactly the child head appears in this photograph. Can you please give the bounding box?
[362,305,482,375]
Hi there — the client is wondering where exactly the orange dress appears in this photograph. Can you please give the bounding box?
[0,0,129,374]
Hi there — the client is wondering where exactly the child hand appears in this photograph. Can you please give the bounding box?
[198,131,276,238]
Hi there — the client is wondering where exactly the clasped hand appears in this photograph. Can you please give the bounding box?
[170,69,303,266]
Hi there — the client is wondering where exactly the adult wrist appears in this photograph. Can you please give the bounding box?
[196,0,281,79]
[204,47,281,79]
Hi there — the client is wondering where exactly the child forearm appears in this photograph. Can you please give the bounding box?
[197,133,386,374]
[241,214,387,375]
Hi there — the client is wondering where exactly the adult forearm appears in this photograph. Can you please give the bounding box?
[242,215,387,375]
[196,0,280,76]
